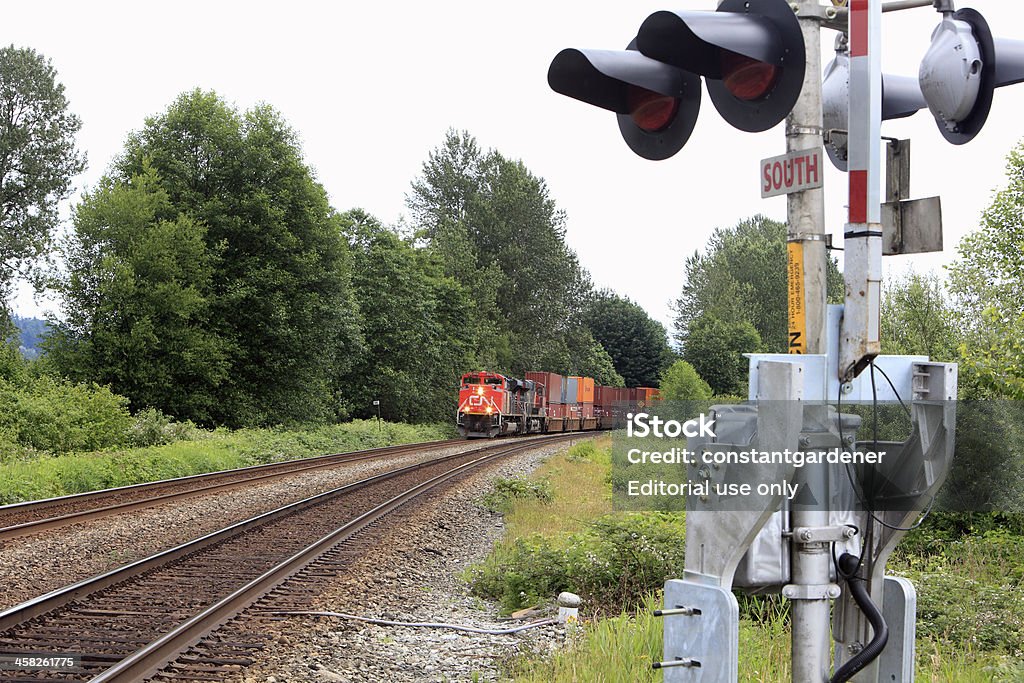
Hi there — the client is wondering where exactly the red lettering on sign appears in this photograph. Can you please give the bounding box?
[806,152,819,184]
[760,149,823,198]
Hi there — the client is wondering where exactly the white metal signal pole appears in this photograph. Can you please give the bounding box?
[786,1,832,680]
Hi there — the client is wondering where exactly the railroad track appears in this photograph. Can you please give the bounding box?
[0,434,576,682]
[0,439,469,541]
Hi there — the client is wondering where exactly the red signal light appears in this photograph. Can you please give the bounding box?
[721,50,779,101]
[627,85,680,132]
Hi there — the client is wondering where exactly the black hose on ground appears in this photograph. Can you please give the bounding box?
[829,553,889,683]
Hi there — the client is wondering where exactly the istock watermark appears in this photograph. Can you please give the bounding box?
[625,412,716,438]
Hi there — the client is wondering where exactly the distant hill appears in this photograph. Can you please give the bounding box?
[11,315,49,360]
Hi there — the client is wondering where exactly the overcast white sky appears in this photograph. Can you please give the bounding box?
[4,1,1022,333]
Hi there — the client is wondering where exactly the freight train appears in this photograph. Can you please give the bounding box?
[456,370,659,438]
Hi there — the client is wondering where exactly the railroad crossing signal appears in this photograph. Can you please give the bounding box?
[919,8,1024,144]
[547,42,701,161]
[824,6,1024,168]
[547,2,1020,681]
[635,0,805,133]
[548,0,806,159]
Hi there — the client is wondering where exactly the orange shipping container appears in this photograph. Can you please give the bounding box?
[640,387,661,403]
[571,376,595,403]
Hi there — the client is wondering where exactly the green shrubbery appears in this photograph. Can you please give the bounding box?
[565,440,598,462]
[468,511,686,614]
[893,527,1024,657]
[0,377,134,455]
[482,476,553,513]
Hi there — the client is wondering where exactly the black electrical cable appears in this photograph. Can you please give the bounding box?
[828,553,889,683]
[836,362,934,533]
[869,361,912,419]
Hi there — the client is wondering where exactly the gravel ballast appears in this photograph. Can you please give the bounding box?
[228,440,577,683]
[0,440,515,612]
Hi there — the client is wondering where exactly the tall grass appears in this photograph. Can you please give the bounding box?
[0,419,453,504]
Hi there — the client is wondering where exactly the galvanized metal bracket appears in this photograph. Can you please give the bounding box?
[791,525,858,544]
[782,583,842,600]
[877,576,917,682]
[659,580,739,682]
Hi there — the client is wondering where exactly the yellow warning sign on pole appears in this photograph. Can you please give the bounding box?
[787,241,807,354]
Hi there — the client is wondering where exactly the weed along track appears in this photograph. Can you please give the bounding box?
[0,435,572,682]
[0,439,463,541]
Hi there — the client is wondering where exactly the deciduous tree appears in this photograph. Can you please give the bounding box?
[0,46,86,298]
[49,165,229,422]
[948,142,1024,399]
[58,90,361,426]
[673,215,842,354]
[683,314,761,396]
[584,291,673,387]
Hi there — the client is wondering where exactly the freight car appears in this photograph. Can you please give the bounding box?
[456,370,660,438]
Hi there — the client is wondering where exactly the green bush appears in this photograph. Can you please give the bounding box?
[566,440,597,462]
[0,376,132,453]
[482,476,553,513]
[659,359,712,401]
[128,408,200,447]
[468,512,686,614]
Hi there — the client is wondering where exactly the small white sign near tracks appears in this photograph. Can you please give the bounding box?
[760,147,824,198]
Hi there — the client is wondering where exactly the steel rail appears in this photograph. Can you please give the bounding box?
[0,434,574,644]
[0,439,465,541]
[91,435,570,682]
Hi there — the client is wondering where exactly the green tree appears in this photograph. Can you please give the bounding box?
[880,271,961,361]
[48,165,230,422]
[562,325,625,387]
[948,142,1024,399]
[338,209,475,422]
[407,130,508,369]
[673,215,843,353]
[0,46,86,298]
[683,314,761,396]
[659,360,712,401]
[61,90,361,426]
[408,130,595,378]
[584,291,673,387]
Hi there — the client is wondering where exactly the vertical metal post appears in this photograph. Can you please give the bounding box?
[786,2,832,681]
[786,1,828,358]
[839,0,884,381]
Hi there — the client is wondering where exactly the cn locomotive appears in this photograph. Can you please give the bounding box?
[456,370,659,438]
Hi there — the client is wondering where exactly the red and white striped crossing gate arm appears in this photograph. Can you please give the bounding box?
[839,0,883,382]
